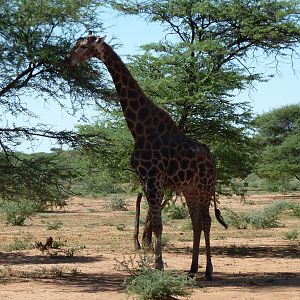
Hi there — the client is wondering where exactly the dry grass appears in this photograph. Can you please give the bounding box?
[0,193,299,299]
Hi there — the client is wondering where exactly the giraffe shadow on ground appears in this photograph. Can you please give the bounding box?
[211,244,300,259]
[195,271,300,289]
[166,244,300,259]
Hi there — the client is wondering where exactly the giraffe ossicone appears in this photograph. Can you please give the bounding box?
[66,33,227,280]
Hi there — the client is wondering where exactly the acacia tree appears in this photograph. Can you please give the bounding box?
[108,0,300,191]
[254,104,300,189]
[0,0,112,206]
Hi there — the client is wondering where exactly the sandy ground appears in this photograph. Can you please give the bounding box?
[0,193,299,299]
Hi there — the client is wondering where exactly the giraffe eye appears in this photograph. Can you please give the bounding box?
[80,45,88,49]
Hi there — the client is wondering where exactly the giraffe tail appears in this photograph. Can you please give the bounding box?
[213,191,228,229]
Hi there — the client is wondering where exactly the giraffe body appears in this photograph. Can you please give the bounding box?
[67,34,226,280]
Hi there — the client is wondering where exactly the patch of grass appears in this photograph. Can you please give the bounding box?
[164,202,189,220]
[50,266,64,277]
[64,246,85,257]
[248,200,294,228]
[87,208,100,213]
[125,269,195,300]
[244,200,256,205]
[47,220,63,230]
[225,200,297,229]
[224,208,247,229]
[116,223,126,231]
[52,238,67,249]
[181,220,192,231]
[84,222,100,228]
[290,203,300,217]
[5,234,33,251]
[103,220,115,226]
[0,266,80,280]
[161,234,170,248]
[59,242,86,257]
[115,254,195,300]
[109,196,128,211]
[283,229,299,241]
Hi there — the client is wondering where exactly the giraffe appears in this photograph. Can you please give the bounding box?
[66,33,227,280]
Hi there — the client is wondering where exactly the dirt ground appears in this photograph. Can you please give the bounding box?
[0,193,299,300]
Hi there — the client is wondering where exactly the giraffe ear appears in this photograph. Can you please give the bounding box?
[96,35,106,44]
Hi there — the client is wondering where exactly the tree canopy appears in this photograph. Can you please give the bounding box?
[103,0,300,192]
[1,0,300,208]
[0,0,111,205]
[254,103,300,186]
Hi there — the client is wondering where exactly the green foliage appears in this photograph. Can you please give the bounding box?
[0,150,78,216]
[283,229,299,241]
[161,234,170,248]
[74,117,136,197]
[290,203,300,217]
[64,245,86,257]
[164,202,189,220]
[76,117,134,190]
[116,253,195,300]
[5,234,33,251]
[0,0,113,207]
[225,200,296,229]
[116,223,126,231]
[52,239,67,249]
[109,196,128,211]
[1,199,37,226]
[73,167,124,197]
[254,104,300,186]
[0,0,106,112]
[224,208,248,229]
[104,0,300,194]
[245,201,290,229]
[125,268,195,300]
[47,220,63,230]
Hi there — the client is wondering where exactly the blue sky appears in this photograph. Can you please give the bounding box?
[104,10,300,115]
[14,8,300,152]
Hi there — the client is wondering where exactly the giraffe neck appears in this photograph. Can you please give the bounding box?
[95,43,178,139]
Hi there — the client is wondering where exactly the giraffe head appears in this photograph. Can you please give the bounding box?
[66,32,106,66]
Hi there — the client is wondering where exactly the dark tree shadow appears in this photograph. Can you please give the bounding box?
[0,271,126,293]
[1,244,299,294]
[167,244,300,259]
[194,271,300,289]
[0,251,104,265]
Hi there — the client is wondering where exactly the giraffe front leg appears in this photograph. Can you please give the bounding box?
[152,215,163,270]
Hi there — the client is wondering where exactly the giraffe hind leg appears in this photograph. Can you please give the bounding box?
[184,191,202,278]
[184,190,214,280]
[203,213,213,281]
[143,181,164,270]
[188,223,201,278]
